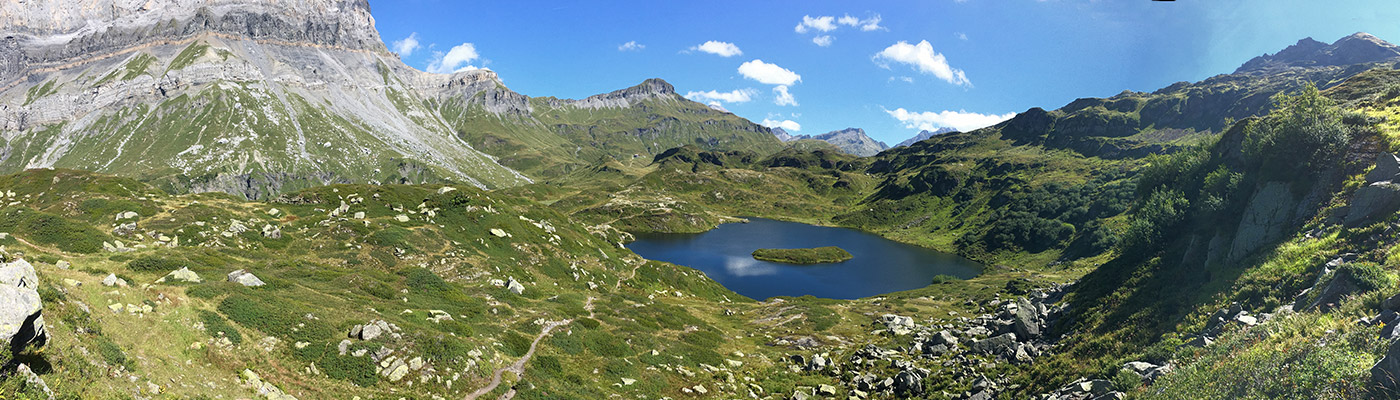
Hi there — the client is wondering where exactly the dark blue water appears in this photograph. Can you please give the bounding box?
[626,218,981,300]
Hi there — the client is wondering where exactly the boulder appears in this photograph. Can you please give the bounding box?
[1373,339,1400,394]
[0,259,45,353]
[817,384,838,396]
[1346,182,1400,226]
[490,228,508,238]
[1303,265,1364,312]
[163,267,202,283]
[261,224,282,239]
[929,330,958,347]
[506,277,525,295]
[1367,153,1400,184]
[970,333,1018,356]
[881,314,915,335]
[102,273,128,287]
[893,370,924,397]
[227,270,267,287]
[1012,298,1041,339]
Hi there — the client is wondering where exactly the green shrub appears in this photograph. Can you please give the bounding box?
[199,310,242,345]
[96,338,132,370]
[1119,189,1190,255]
[320,354,378,387]
[126,256,187,272]
[1243,84,1350,181]
[1110,368,1142,391]
[503,330,533,357]
[0,208,106,253]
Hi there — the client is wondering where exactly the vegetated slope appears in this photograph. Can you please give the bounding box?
[1018,82,1398,399]
[431,76,784,179]
[0,0,781,198]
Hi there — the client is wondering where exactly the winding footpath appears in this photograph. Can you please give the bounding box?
[464,297,596,400]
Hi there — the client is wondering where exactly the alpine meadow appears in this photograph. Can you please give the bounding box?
[6,1,1400,399]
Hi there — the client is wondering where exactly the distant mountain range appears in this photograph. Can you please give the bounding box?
[771,127,889,157]
[894,127,958,148]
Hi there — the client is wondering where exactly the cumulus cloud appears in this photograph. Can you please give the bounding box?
[738,60,801,86]
[794,15,837,33]
[391,33,421,57]
[874,40,971,87]
[426,43,481,74]
[691,41,743,57]
[773,85,798,106]
[684,88,758,104]
[812,35,834,47]
[839,14,885,31]
[762,119,802,132]
[885,108,1015,132]
[618,41,645,52]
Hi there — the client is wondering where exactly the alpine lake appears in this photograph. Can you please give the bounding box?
[627,218,981,300]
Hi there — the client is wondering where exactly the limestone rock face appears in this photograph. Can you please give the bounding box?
[0,259,46,352]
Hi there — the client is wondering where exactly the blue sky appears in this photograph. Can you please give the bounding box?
[371,0,1400,145]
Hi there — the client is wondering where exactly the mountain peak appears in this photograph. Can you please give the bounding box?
[566,78,676,109]
[895,127,958,148]
[811,127,888,157]
[1236,32,1400,73]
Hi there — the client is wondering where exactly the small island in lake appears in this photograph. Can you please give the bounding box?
[751,246,854,264]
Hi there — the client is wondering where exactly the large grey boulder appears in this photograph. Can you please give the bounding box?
[0,259,46,353]
[227,269,266,287]
[1345,183,1400,226]
[1012,298,1041,339]
[970,333,1018,356]
[1301,266,1365,312]
[162,267,202,283]
[1366,153,1400,184]
[893,370,924,397]
[1373,339,1400,394]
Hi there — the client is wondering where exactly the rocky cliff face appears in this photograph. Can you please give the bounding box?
[1236,32,1400,73]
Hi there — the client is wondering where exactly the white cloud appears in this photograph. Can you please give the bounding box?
[426,43,481,74]
[738,59,801,86]
[684,88,758,104]
[885,108,1015,132]
[762,119,802,132]
[846,14,885,31]
[955,32,969,41]
[707,101,729,112]
[812,35,834,47]
[618,41,645,52]
[773,85,798,106]
[889,76,915,84]
[691,41,743,57]
[391,33,421,57]
[794,15,837,33]
[873,40,971,87]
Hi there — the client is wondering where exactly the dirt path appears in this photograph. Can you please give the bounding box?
[465,298,596,400]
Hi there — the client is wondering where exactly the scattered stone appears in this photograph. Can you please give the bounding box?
[116,211,139,221]
[489,228,508,238]
[102,273,128,287]
[395,214,410,222]
[817,383,838,396]
[227,269,266,287]
[437,186,457,194]
[162,267,202,283]
[506,277,525,295]
[15,363,53,399]
[261,224,282,239]
[55,260,70,270]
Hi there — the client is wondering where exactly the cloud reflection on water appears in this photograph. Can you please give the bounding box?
[723,256,780,277]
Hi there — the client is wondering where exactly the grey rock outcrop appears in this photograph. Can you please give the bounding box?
[1345,153,1400,225]
[0,259,46,353]
[1374,339,1400,395]
[227,269,266,287]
